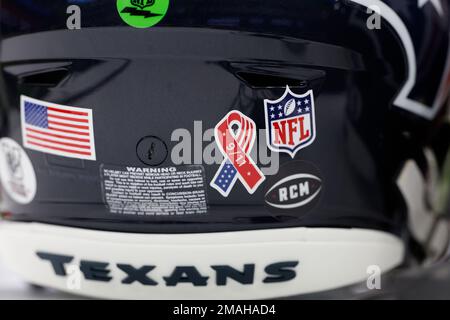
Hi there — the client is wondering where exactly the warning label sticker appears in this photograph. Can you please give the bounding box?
[101,165,208,216]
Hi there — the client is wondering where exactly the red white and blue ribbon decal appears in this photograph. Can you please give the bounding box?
[211,111,265,197]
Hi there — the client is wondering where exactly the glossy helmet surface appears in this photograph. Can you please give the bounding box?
[0,0,449,299]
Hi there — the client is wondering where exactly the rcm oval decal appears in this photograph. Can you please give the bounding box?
[264,161,323,217]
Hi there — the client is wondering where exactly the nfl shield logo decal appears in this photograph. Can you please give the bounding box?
[264,86,316,158]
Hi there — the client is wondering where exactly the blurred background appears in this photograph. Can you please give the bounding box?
[1,0,450,300]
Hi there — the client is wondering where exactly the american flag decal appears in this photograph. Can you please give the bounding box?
[20,96,96,161]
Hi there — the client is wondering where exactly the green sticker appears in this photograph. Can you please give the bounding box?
[117,0,169,28]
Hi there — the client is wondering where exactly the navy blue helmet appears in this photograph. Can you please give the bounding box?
[0,0,449,299]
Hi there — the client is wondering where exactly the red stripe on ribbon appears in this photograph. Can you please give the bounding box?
[215,111,264,191]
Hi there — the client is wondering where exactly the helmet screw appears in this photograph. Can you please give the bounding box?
[136,136,168,166]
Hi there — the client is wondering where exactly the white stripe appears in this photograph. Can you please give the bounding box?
[26,137,91,152]
[47,122,90,133]
[47,110,88,121]
[48,115,91,127]
[26,125,91,139]
[24,129,91,147]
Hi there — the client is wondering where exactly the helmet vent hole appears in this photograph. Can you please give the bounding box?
[18,69,69,87]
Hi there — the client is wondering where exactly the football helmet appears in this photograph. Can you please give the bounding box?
[0,0,449,299]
